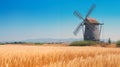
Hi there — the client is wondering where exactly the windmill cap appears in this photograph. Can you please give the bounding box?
[86,18,99,24]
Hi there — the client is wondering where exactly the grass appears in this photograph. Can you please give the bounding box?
[0,43,5,45]
[70,40,97,46]
[116,40,120,47]
[0,45,120,67]
[34,43,44,45]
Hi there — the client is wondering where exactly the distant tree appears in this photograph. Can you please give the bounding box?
[108,38,111,44]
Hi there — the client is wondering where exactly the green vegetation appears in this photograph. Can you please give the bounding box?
[70,40,97,46]
[0,42,44,45]
[108,38,111,44]
[34,43,44,45]
[116,40,120,47]
[0,43,5,45]
[10,42,27,44]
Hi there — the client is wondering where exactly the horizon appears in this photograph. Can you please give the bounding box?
[0,0,120,41]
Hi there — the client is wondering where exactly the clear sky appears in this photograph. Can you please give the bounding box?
[0,0,120,41]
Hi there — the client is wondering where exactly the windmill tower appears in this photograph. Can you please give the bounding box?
[73,4,104,41]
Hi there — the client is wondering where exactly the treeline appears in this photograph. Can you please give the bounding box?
[0,41,64,45]
[5,42,27,44]
[0,42,44,45]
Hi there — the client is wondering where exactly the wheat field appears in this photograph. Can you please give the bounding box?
[0,45,120,67]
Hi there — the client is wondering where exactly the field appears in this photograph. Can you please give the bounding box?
[0,44,120,67]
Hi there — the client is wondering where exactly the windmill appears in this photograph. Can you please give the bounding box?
[73,4,104,41]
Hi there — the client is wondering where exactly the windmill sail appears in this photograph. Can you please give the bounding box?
[73,22,83,35]
[85,4,96,18]
[73,10,95,35]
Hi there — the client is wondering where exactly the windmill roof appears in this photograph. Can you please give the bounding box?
[87,18,99,24]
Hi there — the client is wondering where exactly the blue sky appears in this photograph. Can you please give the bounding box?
[0,0,120,41]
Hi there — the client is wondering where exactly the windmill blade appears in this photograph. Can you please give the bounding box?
[73,10,84,20]
[85,4,96,18]
[73,10,85,35]
[73,10,95,31]
[73,22,84,35]
[73,12,94,35]
[84,4,96,31]
[73,20,95,36]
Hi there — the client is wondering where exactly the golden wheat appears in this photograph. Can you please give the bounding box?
[0,45,120,67]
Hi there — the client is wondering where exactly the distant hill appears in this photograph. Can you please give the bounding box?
[23,38,83,43]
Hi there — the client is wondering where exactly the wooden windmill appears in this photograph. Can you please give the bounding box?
[73,4,104,41]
